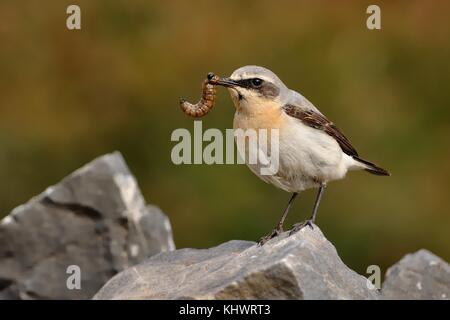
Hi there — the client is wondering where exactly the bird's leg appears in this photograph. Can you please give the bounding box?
[289,184,327,235]
[258,192,298,246]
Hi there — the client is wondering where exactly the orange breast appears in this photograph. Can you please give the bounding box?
[233,103,286,131]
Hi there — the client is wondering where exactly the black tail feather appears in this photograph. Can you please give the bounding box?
[353,156,390,176]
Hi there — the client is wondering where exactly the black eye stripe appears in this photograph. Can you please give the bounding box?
[235,79,252,88]
[236,78,263,89]
[232,78,280,98]
[233,78,279,98]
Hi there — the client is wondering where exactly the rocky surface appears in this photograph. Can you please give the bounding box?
[381,249,450,300]
[1,153,448,301]
[0,152,175,299]
[94,226,380,300]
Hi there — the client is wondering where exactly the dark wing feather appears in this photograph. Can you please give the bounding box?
[282,104,359,157]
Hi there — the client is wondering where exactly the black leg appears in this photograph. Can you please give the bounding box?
[258,192,298,246]
[310,184,326,222]
[289,184,326,235]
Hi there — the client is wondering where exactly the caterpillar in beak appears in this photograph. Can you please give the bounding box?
[180,72,219,118]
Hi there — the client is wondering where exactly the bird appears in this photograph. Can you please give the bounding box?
[211,65,390,245]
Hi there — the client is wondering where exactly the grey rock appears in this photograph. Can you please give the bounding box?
[94,226,379,300]
[381,249,450,300]
[0,152,175,299]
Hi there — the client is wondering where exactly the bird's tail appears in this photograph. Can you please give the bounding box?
[353,156,390,176]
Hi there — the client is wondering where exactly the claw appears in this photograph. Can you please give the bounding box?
[257,227,282,246]
[289,219,315,236]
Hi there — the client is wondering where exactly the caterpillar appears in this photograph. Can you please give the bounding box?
[180,72,219,118]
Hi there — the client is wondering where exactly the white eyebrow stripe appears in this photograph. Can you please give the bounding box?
[231,73,275,83]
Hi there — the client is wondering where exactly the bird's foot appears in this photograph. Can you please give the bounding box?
[257,227,283,246]
[289,219,315,236]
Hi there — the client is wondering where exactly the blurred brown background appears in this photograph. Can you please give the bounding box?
[0,1,449,275]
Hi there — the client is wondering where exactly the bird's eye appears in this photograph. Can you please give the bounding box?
[250,78,263,88]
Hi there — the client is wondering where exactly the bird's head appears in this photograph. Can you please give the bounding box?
[211,66,289,113]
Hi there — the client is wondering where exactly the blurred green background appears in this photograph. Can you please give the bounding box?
[0,1,449,275]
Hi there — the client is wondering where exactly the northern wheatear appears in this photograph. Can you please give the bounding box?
[211,66,390,245]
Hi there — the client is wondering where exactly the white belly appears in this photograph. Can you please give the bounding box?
[233,111,351,193]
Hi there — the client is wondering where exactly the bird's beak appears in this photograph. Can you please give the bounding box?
[209,77,240,88]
